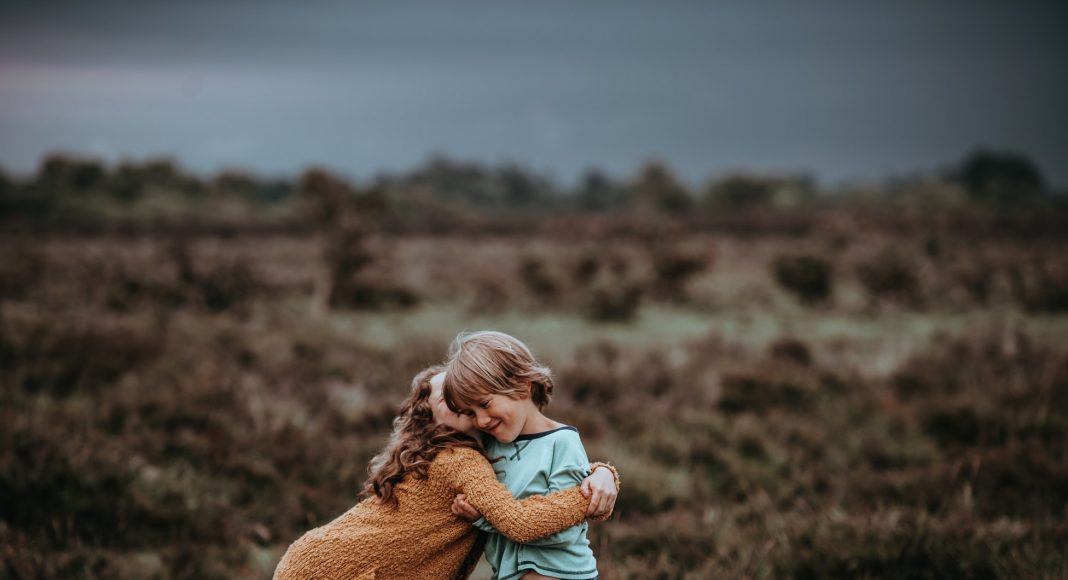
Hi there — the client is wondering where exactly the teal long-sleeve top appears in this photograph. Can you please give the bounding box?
[472,426,598,580]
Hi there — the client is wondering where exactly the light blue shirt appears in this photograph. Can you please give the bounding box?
[472,425,597,580]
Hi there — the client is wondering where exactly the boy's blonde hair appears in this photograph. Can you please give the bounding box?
[443,330,554,411]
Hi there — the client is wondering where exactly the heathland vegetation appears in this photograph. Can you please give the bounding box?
[1,149,1066,578]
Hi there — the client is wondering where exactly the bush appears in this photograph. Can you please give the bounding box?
[856,251,921,306]
[705,174,776,209]
[1009,259,1068,313]
[582,255,644,322]
[956,148,1045,204]
[716,368,818,415]
[0,243,45,300]
[769,337,813,366]
[167,240,262,313]
[773,254,833,305]
[518,255,559,305]
[629,160,693,215]
[782,522,1004,580]
[4,228,1068,578]
[650,243,710,303]
[1,317,164,396]
[560,342,622,406]
[586,282,643,323]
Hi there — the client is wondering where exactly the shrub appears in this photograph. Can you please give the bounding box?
[1,317,164,396]
[560,342,621,405]
[782,522,1004,580]
[197,258,261,312]
[956,148,1045,204]
[518,255,559,304]
[769,337,813,366]
[629,160,693,215]
[574,170,624,211]
[705,173,776,209]
[716,368,817,415]
[0,243,45,300]
[166,240,262,313]
[921,406,1005,449]
[773,254,833,305]
[570,251,600,286]
[1009,259,1068,313]
[945,257,995,306]
[856,251,921,306]
[586,282,643,323]
[583,256,644,322]
[650,243,710,303]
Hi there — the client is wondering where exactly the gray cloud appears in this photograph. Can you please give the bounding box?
[2,0,1066,185]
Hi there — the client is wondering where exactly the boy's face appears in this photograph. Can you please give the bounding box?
[429,372,476,435]
[456,390,533,444]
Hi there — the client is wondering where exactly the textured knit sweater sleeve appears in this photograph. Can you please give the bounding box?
[469,460,617,538]
[431,447,593,544]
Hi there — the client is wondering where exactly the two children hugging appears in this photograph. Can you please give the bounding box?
[274,330,619,580]
[445,331,615,580]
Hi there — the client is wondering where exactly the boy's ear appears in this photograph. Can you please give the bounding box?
[518,380,533,400]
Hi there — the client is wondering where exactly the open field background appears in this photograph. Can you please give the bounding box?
[2,157,1068,578]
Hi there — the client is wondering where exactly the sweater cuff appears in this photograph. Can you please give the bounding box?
[589,461,621,491]
[587,461,621,522]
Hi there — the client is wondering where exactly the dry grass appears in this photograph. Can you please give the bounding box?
[2,224,1067,578]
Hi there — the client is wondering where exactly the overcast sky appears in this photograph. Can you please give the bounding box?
[1,0,1065,186]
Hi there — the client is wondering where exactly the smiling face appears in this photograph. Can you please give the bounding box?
[429,372,476,435]
[456,390,539,444]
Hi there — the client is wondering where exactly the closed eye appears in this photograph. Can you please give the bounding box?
[480,400,491,409]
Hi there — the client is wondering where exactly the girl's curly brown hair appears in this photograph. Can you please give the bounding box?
[362,365,485,507]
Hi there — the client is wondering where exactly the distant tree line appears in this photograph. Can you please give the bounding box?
[0,148,1058,230]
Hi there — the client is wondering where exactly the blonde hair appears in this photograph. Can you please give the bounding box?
[443,330,554,412]
[363,365,484,507]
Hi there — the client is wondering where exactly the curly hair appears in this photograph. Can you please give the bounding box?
[362,365,485,507]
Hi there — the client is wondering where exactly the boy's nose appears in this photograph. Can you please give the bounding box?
[476,413,493,428]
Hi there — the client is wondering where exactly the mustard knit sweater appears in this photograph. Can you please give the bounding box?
[273,447,608,580]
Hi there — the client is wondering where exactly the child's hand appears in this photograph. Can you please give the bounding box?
[451,493,482,522]
[581,466,618,517]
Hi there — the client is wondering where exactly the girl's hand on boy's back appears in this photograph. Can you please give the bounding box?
[581,467,618,518]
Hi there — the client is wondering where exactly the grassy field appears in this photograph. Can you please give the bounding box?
[2,223,1067,578]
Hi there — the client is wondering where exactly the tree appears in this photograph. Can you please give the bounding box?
[213,170,260,198]
[956,149,1045,204]
[37,154,107,193]
[299,167,356,226]
[705,174,775,209]
[496,164,557,209]
[575,169,623,211]
[630,160,692,214]
[0,164,13,197]
[408,156,494,207]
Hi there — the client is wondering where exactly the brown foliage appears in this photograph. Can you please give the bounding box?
[2,226,1066,578]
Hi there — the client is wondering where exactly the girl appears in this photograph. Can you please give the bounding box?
[274,365,619,580]
[444,331,616,580]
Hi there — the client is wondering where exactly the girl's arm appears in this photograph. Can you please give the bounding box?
[459,435,619,548]
[454,463,619,522]
[432,448,601,544]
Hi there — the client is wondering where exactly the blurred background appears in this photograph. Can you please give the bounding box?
[2,1,1067,578]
